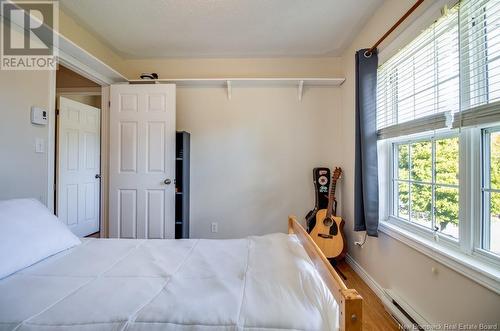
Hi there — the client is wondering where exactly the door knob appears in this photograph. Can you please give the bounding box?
[95,174,101,179]
[164,179,172,185]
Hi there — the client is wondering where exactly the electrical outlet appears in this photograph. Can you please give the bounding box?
[211,222,218,233]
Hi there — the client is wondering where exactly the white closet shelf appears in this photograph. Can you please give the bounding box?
[127,78,345,101]
[128,78,345,86]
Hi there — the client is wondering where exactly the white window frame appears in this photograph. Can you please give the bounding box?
[377,0,500,293]
[384,130,462,248]
[380,125,500,294]
[388,131,461,242]
[479,126,500,261]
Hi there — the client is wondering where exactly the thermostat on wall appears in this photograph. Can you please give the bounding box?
[31,107,48,125]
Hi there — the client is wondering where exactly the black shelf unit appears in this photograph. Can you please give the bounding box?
[175,131,190,239]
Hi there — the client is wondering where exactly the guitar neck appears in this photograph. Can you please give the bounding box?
[326,180,337,218]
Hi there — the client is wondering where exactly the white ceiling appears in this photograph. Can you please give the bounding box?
[60,0,383,59]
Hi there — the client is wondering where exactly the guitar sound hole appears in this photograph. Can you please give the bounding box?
[323,217,333,227]
[329,222,338,236]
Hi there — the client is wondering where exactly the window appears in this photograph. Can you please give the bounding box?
[482,128,500,255]
[377,5,459,137]
[376,0,500,278]
[393,136,460,238]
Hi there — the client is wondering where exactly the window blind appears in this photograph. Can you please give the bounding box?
[460,0,500,110]
[377,0,500,140]
[457,0,500,128]
[377,5,459,139]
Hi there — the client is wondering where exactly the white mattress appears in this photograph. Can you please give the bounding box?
[0,233,339,331]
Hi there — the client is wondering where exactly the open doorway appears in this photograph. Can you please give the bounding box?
[55,65,102,237]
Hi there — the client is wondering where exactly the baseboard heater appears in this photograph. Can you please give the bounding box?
[383,289,430,331]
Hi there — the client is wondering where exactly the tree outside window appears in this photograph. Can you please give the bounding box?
[394,136,459,238]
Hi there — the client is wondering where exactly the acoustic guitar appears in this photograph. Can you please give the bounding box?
[309,167,346,259]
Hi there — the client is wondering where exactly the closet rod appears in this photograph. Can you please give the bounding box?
[365,0,425,57]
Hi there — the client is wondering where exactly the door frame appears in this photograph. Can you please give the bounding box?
[52,78,111,238]
[49,57,125,238]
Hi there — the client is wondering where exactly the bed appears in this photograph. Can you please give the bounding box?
[0,199,362,331]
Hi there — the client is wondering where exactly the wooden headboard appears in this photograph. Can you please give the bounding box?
[288,216,362,331]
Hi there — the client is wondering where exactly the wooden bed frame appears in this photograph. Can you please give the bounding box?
[288,216,362,331]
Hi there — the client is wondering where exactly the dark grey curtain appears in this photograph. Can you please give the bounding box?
[354,49,379,237]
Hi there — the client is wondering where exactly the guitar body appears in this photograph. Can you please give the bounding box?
[310,209,346,259]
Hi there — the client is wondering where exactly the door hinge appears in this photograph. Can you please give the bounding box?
[56,109,60,115]
[108,101,111,107]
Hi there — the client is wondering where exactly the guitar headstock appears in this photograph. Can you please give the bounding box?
[332,167,342,183]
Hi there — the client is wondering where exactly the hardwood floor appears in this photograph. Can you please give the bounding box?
[337,261,400,331]
[85,232,100,238]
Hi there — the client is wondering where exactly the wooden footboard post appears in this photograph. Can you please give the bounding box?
[288,216,363,331]
[340,289,363,331]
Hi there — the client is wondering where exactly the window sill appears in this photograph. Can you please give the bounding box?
[379,220,500,294]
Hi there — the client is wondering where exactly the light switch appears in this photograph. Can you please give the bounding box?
[35,138,45,153]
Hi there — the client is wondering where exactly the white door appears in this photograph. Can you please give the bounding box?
[57,97,101,237]
[109,84,176,239]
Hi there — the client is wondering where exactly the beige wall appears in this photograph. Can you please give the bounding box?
[339,0,500,325]
[58,10,125,76]
[60,95,101,109]
[56,65,101,108]
[0,69,53,205]
[56,65,100,88]
[121,57,342,80]
[177,86,342,238]
[0,18,54,205]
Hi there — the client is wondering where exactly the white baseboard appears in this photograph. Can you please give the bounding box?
[345,254,432,330]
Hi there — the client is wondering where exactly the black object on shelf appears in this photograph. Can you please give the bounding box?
[175,131,190,239]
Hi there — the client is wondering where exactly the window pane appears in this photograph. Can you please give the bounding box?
[483,129,500,256]
[397,144,409,180]
[397,181,409,220]
[435,186,459,238]
[411,141,432,182]
[489,192,500,255]
[410,183,432,228]
[435,137,459,185]
[491,132,500,190]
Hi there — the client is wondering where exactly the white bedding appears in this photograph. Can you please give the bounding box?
[0,233,339,331]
